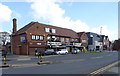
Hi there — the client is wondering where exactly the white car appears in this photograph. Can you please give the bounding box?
[56,49,68,55]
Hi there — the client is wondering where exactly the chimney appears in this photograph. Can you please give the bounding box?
[13,18,17,33]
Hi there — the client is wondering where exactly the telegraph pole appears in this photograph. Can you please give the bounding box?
[100,27,103,51]
[100,27,102,35]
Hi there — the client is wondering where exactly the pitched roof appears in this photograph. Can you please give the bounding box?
[77,32,85,37]
[14,22,35,35]
[14,22,79,38]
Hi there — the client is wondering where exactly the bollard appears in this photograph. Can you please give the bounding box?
[37,55,43,64]
[40,55,42,62]
[3,56,6,65]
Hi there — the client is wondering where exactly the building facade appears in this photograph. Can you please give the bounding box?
[86,32,103,51]
[12,19,81,55]
[100,35,110,50]
[77,32,88,50]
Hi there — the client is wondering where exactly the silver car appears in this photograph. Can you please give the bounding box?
[56,49,68,55]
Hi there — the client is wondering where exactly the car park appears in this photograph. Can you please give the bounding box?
[56,49,68,55]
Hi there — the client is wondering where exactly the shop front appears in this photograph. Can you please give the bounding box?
[28,42,47,55]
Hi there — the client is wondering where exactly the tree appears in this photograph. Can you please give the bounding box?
[0,32,10,46]
[112,39,120,51]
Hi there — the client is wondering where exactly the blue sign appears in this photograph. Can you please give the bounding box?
[20,36,26,42]
[63,43,73,46]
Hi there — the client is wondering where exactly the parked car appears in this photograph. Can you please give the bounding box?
[45,49,56,55]
[56,49,68,55]
[71,48,80,54]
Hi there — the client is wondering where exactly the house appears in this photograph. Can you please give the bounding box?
[100,35,110,50]
[12,18,81,55]
[86,32,102,51]
[77,32,88,50]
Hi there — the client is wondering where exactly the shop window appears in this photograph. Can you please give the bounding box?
[61,38,64,42]
[72,39,74,41]
[82,40,87,43]
[51,29,56,33]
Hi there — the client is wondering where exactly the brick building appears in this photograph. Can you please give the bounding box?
[77,32,88,49]
[100,35,110,50]
[12,18,82,55]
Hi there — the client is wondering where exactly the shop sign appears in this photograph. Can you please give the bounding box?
[20,36,26,42]
[63,43,73,46]
[37,43,41,45]
[47,42,62,45]
[73,43,81,46]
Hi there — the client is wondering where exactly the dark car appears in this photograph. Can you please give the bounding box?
[45,49,56,55]
[71,48,80,54]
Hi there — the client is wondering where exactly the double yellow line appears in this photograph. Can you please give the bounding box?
[87,60,120,76]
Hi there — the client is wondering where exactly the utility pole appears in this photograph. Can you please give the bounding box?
[100,27,103,51]
[100,27,102,35]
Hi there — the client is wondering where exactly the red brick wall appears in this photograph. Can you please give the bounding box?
[12,33,28,55]
[80,33,88,44]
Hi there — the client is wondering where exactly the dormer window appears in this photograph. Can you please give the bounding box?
[45,28,50,32]
[51,29,56,33]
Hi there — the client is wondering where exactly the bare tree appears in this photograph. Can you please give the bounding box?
[0,32,10,46]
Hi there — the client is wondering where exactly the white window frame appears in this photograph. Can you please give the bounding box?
[45,28,50,32]
[40,36,44,40]
[32,35,36,40]
[36,35,39,40]
[51,29,56,33]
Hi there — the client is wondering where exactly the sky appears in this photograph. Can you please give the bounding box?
[0,0,118,41]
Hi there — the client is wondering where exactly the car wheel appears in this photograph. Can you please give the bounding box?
[58,52,61,55]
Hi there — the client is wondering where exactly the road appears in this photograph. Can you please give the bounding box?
[1,51,119,75]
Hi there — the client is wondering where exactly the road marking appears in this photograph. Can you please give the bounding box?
[91,56,103,59]
[19,56,29,57]
[43,55,61,58]
[62,59,85,63]
[87,60,120,76]
[106,54,112,56]
[17,58,31,61]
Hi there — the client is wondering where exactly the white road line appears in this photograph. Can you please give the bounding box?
[17,58,31,61]
[62,59,85,63]
[106,54,112,56]
[91,56,103,59]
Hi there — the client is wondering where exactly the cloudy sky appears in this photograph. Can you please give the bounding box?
[0,0,118,41]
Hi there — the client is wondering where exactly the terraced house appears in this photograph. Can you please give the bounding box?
[12,18,83,55]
